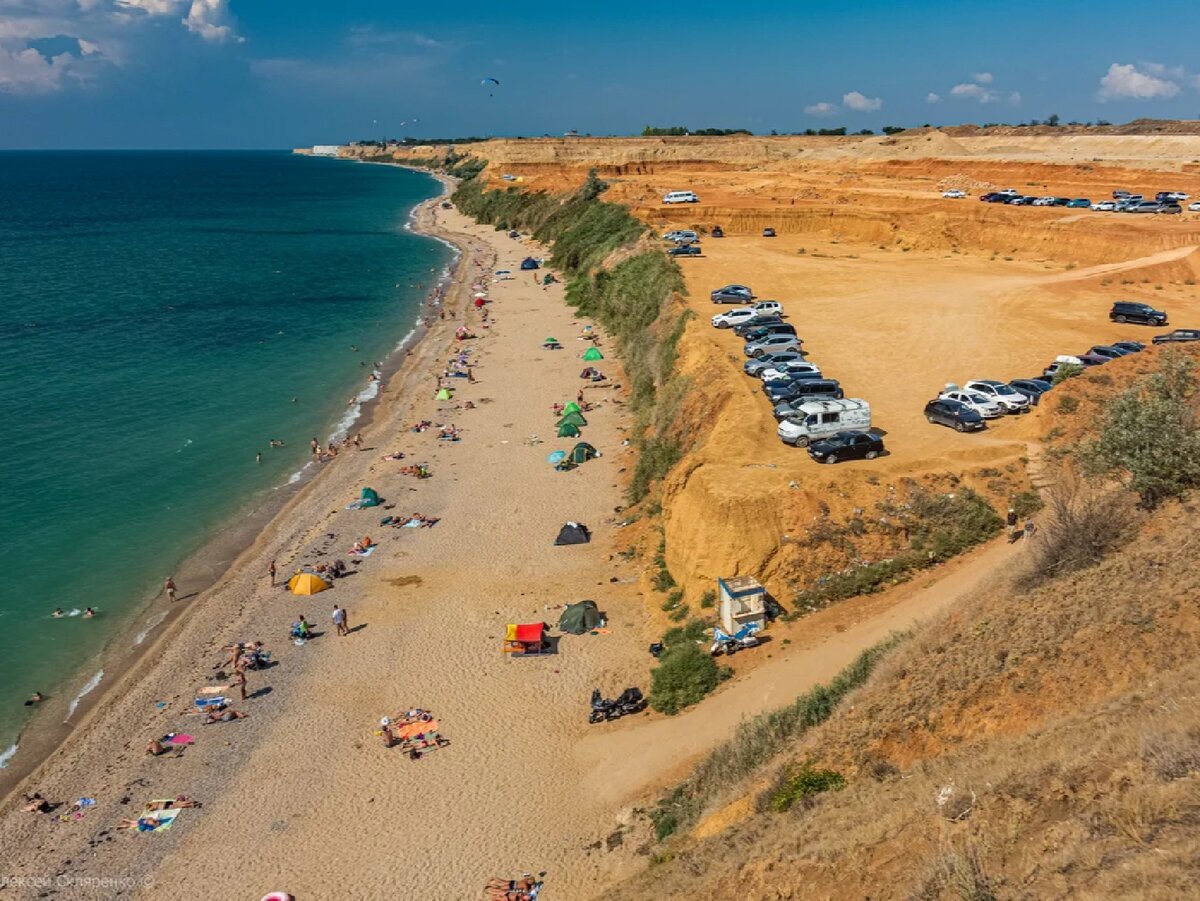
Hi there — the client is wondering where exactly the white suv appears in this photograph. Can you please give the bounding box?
[663,191,699,204]
[938,387,1003,419]
[712,308,757,329]
[964,380,1031,413]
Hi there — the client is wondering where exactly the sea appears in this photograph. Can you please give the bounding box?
[0,151,450,766]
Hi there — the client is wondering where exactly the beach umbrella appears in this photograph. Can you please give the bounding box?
[582,347,603,361]
[436,388,452,400]
[547,450,566,464]
[288,572,330,596]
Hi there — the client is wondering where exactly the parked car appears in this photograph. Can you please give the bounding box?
[744,351,805,377]
[663,229,699,243]
[808,431,885,464]
[771,381,844,418]
[1113,190,1132,200]
[1067,198,1091,208]
[662,191,699,204]
[1156,192,1189,202]
[746,334,802,357]
[710,225,725,237]
[1092,201,1117,211]
[1031,196,1055,206]
[942,189,966,199]
[1110,301,1167,326]
[997,189,1019,197]
[734,316,784,337]
[777,399,871,447]
[1008,196,1035,206]
[668,244,701,256]
[979,192,999,202]
[764,371,830,403]
[710,284,754,304]
[1153,329,1200,345]
[1052,197,1073,206]
[938,388,1003,419]
[1130,201,1160,214]
[1112,340,1145,353]
[750,301,783,318]
[759,361,821,382]
[983,194,1009,203]
[963,379,1031,413]
[1159,203,1183,214]
[924,398,985,431]
[1189,202,1200,212]
[1087,344,1133,359]
[711,308,757,329]
[1008,378,1053,405]
[762,227,777,237]
[1077,352,1112,366]
[739,323,796,343]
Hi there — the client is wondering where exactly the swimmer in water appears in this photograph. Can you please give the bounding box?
[83,607,95,618]
[52,608,63,618]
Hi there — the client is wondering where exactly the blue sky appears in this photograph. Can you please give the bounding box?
[3,1,1200,148]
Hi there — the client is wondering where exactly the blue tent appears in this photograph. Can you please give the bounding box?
[520,257,540,271]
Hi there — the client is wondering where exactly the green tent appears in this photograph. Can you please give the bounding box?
[436,388,452,400]
[558,600,601,634]
[570,442,599,464]
[557,423,581,438]
[359,487,380,507]
[582,347,604,361]
[563,402,582,415]
[543,337,560,345]
[557,411,587,428]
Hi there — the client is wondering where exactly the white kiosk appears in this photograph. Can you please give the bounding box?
[718,576,767,635]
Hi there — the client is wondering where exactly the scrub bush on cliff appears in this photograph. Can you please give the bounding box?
[649,642,723,716]
[1081,352,1200,507]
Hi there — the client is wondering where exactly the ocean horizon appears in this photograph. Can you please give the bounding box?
[0,151,448,763]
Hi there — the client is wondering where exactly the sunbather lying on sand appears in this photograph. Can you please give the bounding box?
[22,793,51,813]
[485,875,540,900]
[145,797,200,811]
[118,817,164,832]
[201,707,248,725]
[380,452,406,461]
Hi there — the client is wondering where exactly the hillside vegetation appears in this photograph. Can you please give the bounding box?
[610,350,1200,900]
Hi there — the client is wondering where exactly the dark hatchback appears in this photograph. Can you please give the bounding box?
[668,244,701,257]
[739,323,797,342]
[1009,378,1053,405]
[808,431,884,464]
[924,398,986,431]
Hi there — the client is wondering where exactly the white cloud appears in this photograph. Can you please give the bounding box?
[1097,62,1181,100]
[950,82,999,103]
[804,101,838,116]
[1007,91,1022,105]
[971,72,993,84]
[925,92,941,103]
[114,0,179,13]
[182,0,242,43]
[0,45,74,93]
[842,90,882,112]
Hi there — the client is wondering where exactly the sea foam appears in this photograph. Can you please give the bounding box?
[66,670,103,720]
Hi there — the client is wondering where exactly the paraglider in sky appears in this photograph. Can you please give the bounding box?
[481,76,500,96]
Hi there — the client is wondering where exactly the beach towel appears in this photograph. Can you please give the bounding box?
[349,545,376,557]
[193,696,228,709]
[139,808,181,833]
[198,686,228,695]
[165,734,194,746]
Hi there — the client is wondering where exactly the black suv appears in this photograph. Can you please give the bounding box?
[1110,301,1167,326]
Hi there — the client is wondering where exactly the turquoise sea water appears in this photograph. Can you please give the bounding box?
[0,152,448,761]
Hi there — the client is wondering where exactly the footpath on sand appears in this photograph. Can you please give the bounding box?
[578,535,1022,806]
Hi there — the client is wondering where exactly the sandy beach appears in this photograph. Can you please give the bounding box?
[0,186,653,898]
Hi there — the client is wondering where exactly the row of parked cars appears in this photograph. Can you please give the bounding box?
[947,187,1198,214]
[709,285,885,463]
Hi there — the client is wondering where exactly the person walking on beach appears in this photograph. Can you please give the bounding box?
[332,604,348,637]
[1024,518,1037,543]
[1005,508,1018,543]
[164,576,177,603]
[354,432,363,450]
[232,666,247,701]
[268,560,277,585]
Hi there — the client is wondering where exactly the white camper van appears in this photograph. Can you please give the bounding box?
[777,399,871,447]
[662,191,700,204]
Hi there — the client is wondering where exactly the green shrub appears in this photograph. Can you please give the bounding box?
[661,619,709,647]
[1080,352,1200,507]
[769,765,846,812]
[1057,395,1080,414]
[649,643,722,715]
[1010,491,1043,519]
[1052,362,1083,385]
[668,603,690,622]
[699,590,717,609]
